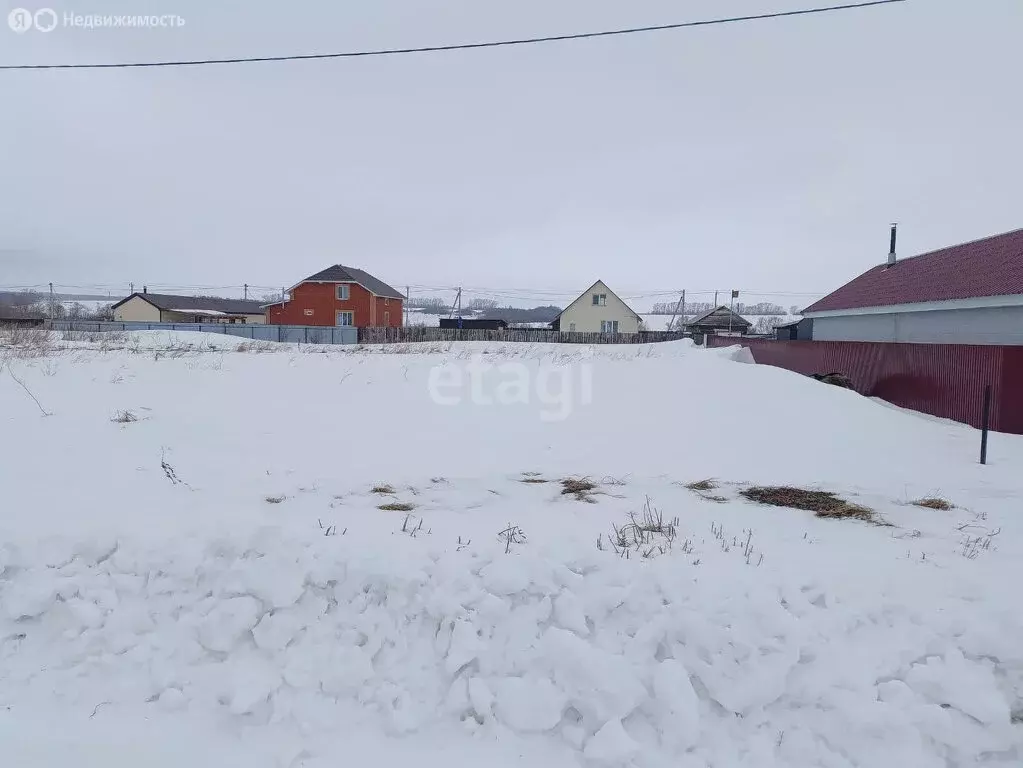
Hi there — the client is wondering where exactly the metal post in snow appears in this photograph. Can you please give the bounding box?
[980,384,991,465]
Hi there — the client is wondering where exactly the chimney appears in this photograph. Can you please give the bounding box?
[887,223,898,266]
[143,286,147,294]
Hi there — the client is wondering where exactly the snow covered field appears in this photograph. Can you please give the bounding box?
[2,331,1022,767]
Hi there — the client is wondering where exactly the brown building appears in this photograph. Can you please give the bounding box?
[266,265,404,328]
[686,305,753,336]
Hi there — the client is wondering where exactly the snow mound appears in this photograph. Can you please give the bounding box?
[2,532,1021,766]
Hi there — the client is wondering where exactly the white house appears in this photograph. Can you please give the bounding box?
[111,292,267,324]
[550,280,642,334]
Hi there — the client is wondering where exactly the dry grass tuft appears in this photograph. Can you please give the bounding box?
[814,503,875,522]
[685,479,717,492]
[740,485,876,522]
[913,497,954,511]
[265,495,286,504]
[379,502,415,512]
[561,477,598,501]
[111,410,138,424]
[520,477,549,484]
[371,484,396,495]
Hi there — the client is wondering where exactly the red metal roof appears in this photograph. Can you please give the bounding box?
[804,228,1023,313]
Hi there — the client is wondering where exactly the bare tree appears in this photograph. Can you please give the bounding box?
[753,316,784,334]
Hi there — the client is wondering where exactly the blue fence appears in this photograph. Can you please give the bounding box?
[46,321,359,345]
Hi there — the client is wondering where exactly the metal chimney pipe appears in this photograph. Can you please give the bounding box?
[888,223,898,265]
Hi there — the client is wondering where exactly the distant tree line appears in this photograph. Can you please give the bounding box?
[649,300,790,316]
[752,316,787,334]
[406,296,561,324]
[0,290,114,321]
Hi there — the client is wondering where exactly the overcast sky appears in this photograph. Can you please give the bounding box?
[1,0,1021,308]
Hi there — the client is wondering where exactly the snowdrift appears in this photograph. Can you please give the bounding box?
[2,335,1022,766]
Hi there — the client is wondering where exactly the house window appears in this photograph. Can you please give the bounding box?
[384,311,390,325]
[385,298,389,306]
[592,293,607,306]
[569,322,576,332]
[336,310,354,327]
[600,320,619,333]
[336,284,350,301]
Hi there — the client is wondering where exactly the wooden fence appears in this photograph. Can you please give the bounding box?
[358,327,686,345]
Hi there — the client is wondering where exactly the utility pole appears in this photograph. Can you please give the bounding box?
[405,286,410,327]
[448,288,462,318]
[729,290,738,334]
[244,283,248,300]
[448,287,463,330]
[49,282,54,320]
[130,282,134,295]
[667,290,686,334]
[714,290,719,307]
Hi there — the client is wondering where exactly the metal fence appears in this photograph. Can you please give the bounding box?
[46,320,359,345]
[707,336,1023,434]
[358,326,687,344]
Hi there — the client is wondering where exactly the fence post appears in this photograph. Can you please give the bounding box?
[980,384,991,465]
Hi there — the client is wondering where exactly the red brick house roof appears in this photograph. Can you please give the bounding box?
[298,265,404,299]
[264,265,405,306]
[803,228,1023,314]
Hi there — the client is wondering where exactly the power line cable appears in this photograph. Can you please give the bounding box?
[0,1,906,71]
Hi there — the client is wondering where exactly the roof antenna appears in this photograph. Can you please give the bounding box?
[887,223,897,266]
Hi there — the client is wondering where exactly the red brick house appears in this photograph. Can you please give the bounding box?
[265,265,404,328]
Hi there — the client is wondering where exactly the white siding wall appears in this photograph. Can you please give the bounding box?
[113,296,160,322]
[812,306,1023,345]
[559,281,640,333]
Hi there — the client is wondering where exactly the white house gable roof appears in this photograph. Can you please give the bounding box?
[554,280,641,322]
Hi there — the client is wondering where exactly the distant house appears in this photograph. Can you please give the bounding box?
[266,265,403,328]
[438,318,508,330]
[686,306,752,336]
[549,280,641,334]
[111,291,266,324]
[802,227,1023,344]
[774,317,813,341]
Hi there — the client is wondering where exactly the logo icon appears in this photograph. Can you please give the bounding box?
[34,7,57,32]
[8,7,34,32]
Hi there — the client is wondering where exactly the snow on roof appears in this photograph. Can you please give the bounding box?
[168,308,228,317]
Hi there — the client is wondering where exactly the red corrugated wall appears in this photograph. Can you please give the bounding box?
[706,338,1023,434]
